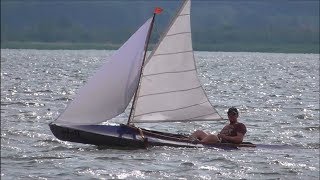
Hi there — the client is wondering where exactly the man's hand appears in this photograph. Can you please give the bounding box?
[218,132,244,144]
[218,133,226,139]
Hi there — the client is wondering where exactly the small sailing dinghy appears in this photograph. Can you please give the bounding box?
[49,0,255,149]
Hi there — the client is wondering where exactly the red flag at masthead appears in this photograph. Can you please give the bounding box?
[154,7,163,14]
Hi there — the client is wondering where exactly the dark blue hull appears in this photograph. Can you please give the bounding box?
[49,123,256,149]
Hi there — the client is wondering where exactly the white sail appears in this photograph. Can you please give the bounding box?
[131,0,222,123]
[56,18,153,125]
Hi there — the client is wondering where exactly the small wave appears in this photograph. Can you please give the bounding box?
[51,146,74,151]
[1,101,45,107]
[267,142,320,150]
[1,101,26,106]
[295,114,314,120]
[5,129,51,141]
[40,138,61,144]
[255,144,296,149]
[36,90,53,93]
[96,145,141,150]
[33,155,68,160]
[301,143,320,149]
[94,156,123,161]
[1,154,67,161]
[303,126,319,131]
[54,97,72,101]
[180,162,195,166]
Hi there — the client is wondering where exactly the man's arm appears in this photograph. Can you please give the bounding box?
[218,132,244,144]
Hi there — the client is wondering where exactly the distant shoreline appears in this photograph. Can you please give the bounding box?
[1,41,319,54]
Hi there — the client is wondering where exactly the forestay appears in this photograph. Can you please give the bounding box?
[56,18,153,125]
[131,0,222,123]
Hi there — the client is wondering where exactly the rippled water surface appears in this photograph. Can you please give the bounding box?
[1,49,319,179]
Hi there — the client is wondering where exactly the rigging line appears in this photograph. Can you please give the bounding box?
[142,68,196,77]
[153,50,193,57]
[138,85,202,98]
[134,100,209,117]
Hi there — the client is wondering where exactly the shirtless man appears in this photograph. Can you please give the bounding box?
[190,107,247,144]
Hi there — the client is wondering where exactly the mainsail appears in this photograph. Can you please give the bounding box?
[56,18,153,125]
[131,0,222,123]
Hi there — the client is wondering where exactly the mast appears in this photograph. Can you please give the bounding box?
[127,9,161,125]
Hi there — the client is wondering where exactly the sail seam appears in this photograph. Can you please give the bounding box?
[134,118,222,123]
[153,50,193,56]
[166,32,191,37]
[186,112,219,121]
[138,85,202,98]
[179,14,190,16]
[143,68,196,77]
[134,100,209,117]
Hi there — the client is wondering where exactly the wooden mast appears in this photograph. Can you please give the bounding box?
[127,11,159,125]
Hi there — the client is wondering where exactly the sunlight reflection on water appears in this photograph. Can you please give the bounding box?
[1,49,319,179]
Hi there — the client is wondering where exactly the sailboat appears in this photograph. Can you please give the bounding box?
[49,0,255,149]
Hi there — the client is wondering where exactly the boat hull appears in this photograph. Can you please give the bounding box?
[49,123,256,149]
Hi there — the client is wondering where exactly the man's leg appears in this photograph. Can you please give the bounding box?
[190,130,208,140]
[201,134,219,144]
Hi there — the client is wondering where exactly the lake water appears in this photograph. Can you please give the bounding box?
[1,49,319,179]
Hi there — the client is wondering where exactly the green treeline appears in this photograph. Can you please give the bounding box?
[1,0,319,53]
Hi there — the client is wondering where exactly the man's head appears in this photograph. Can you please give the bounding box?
[227,107,239,124]
[227,107,238,116]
